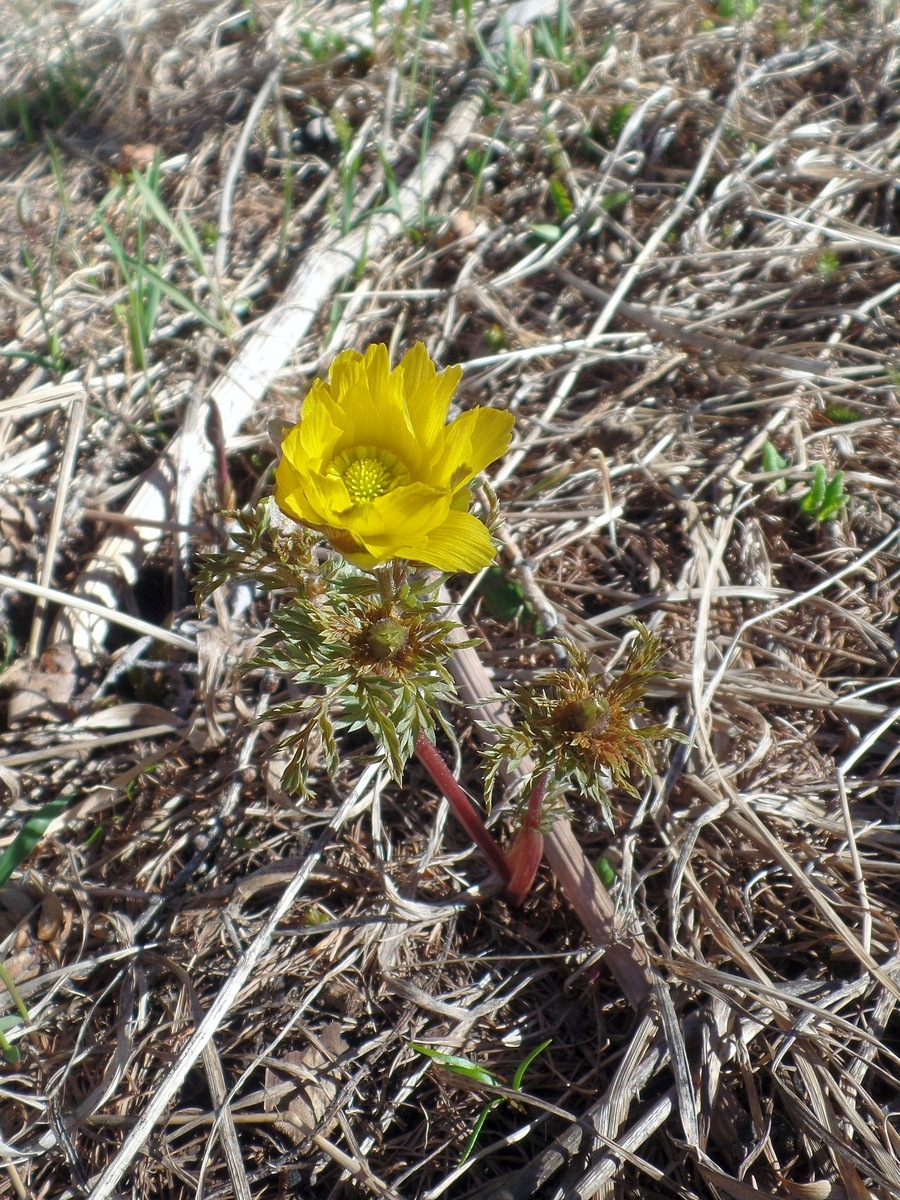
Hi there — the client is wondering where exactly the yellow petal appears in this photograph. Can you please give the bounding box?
[275,476,324,527]
[331,344,421,471]
[450,484,472,511]
[323,524,371,564]
[326,348,364,400]
[400,342,462,456]
[435,407,514,491]
[297,381,342,467]
[303,469,352,523]
[415,509,498,572]
[345,483,449,550]
[275,425,324,525]
[340,545,381,569]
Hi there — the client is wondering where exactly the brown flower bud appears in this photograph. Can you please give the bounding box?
[553,696,608,735]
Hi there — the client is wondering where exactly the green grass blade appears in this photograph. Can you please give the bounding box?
[411,1043,499,1087]
[511,1037,552,1090]
[130,168,202,267]
[460,1099,501,1162]
[119,253,227,334]
[0,796,72,889]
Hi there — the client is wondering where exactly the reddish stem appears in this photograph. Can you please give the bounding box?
[525,770,549,830]
[415,732,512,884]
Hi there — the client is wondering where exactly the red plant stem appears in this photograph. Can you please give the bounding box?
[415,732,512,884]
[525,771,549,830]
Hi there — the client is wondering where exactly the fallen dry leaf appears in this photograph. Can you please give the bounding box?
[3,646,79,726]
[263,1023,349,1144]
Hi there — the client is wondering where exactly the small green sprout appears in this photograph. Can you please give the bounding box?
[606,102,633,142]
[762,440,789,493]
[716,0,758,18]
[800,463,848,523]
[825,404,858,424]
[817,249,840,279]
[600,190,630,213]
[412,1037,552,1161]
[483,324,507,351]
[548,176,574,220]
[594,856,618,888]
[760,445,848,521]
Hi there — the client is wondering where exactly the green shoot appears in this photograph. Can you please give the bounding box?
[549,176,573,219]
[97,162,229,372]
[0,797,73,890]
[450,0,473,23]
[20,241,65,377]
[330,112,363,236]
[800,463,825,517]
[298,29,348,62]
[0,960,32,1064]
[595,855,617,887]
[417,75,435,232]
[600,190,630,213]
[761,440,789,493]
[819,473,848,521]
[128,167,231,328]
[716,0,758,17]
[473,21,532,101]
[532,0,575,66]
[412,1037,552,1162]
[0,1018,21,1064]
[800,463,848,522]
[411,1045,499,1088]
[817,249,840,279]
[824,404,857,423]
[405,0,433,108]
[761,446,847,522]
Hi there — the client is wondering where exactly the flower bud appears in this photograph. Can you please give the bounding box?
[506,824,544,907]
[553,696,608,735]
[365,617,409,661]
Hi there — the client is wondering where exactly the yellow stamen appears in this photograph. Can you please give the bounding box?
[328,446,410,502]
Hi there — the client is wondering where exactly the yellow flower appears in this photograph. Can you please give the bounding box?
[274,343,514,572]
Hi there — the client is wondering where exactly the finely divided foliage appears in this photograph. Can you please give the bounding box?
[1,2,900,1199]
[482,624,682,822]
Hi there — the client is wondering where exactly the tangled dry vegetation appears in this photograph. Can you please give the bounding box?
[2,0,900,1196]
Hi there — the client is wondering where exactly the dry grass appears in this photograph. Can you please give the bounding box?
[1,0,900,1197]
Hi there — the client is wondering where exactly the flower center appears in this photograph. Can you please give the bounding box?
[327,446,411,503]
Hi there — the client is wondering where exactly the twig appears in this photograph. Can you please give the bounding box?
[27,391,88,658]
[550,264,832,378]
